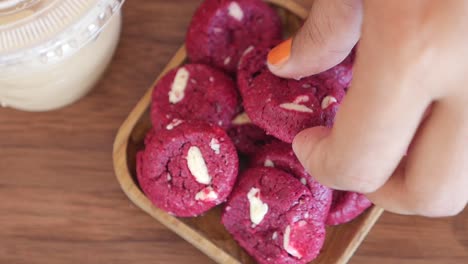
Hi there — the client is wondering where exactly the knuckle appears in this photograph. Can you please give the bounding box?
[337,0,362,25]
[340,0,361,12]
[303,14,329,48]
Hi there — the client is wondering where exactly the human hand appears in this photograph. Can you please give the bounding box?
[267,0,468,217]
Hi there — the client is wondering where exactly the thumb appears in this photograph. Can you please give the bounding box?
[292,127,331,177]
[267,0,362,79]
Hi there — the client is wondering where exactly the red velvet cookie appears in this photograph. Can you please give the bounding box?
[251,141,333,222]
[186,0,282,73]
[222,167,325,264]
[237,46,353,143]
[151,64,238,131]
[227,112,275,155]
[326,191,372,226]
[137,121,239,217]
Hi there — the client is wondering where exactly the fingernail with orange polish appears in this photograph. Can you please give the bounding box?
[267,38,292,66]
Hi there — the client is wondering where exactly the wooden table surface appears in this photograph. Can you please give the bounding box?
[0,1,466,263]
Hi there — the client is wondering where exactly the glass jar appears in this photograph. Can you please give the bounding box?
[0,0,125,111]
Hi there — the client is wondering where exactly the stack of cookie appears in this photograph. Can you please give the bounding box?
[136,0,371,263]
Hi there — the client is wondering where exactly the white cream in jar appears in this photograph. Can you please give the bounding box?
[0,0,125,111]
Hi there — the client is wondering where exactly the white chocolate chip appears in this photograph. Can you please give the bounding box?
[224,56,231,65]
[167,173,172,181]
[210,138,221,154]
[280,103,314,113]
[187,146,212,185]
[247,187,269,225]
[300,178,307,185]
[293,95,310,104]
[195,187,218,201]
[213,27,223,33]
[242,46,255,56]
[169,67,190,104]
[321,96,337,109]
[239,46,255,67]
[166,119,184,130]
[264,159,275,168]
[232,112,251,125]
[302,84,312,89]
[272,232,278,240]
[209,76,214,82]
[228,2,244,21]
[283,225,302,259]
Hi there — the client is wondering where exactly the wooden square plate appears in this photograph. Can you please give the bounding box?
[113,1,384,263]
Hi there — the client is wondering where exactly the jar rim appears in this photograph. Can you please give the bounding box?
[0,0,125,66]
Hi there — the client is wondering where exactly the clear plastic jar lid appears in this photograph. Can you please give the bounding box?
[0,0,125,66]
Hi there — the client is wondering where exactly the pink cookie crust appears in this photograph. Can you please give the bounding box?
[186,0,282,73]
[222,167,325,264]
[137,121,239,217]
[250,141,333,222]
[151,64,239,131]
[237,46,353,143]
[326,191,373,226]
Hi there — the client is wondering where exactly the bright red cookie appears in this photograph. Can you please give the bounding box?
[151,64,239,131]
[137,121,239,217]
[250,141,333,222]
[326,191,373,226]
[237,46,353,143]
[222,167,326,264]
[186,0,282,73]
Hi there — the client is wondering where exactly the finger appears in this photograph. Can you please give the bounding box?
[367,98,468,217]
[292,2,434,193]
[267,0,362,79]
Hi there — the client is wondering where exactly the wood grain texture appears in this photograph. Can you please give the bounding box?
[0,0,466,264]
